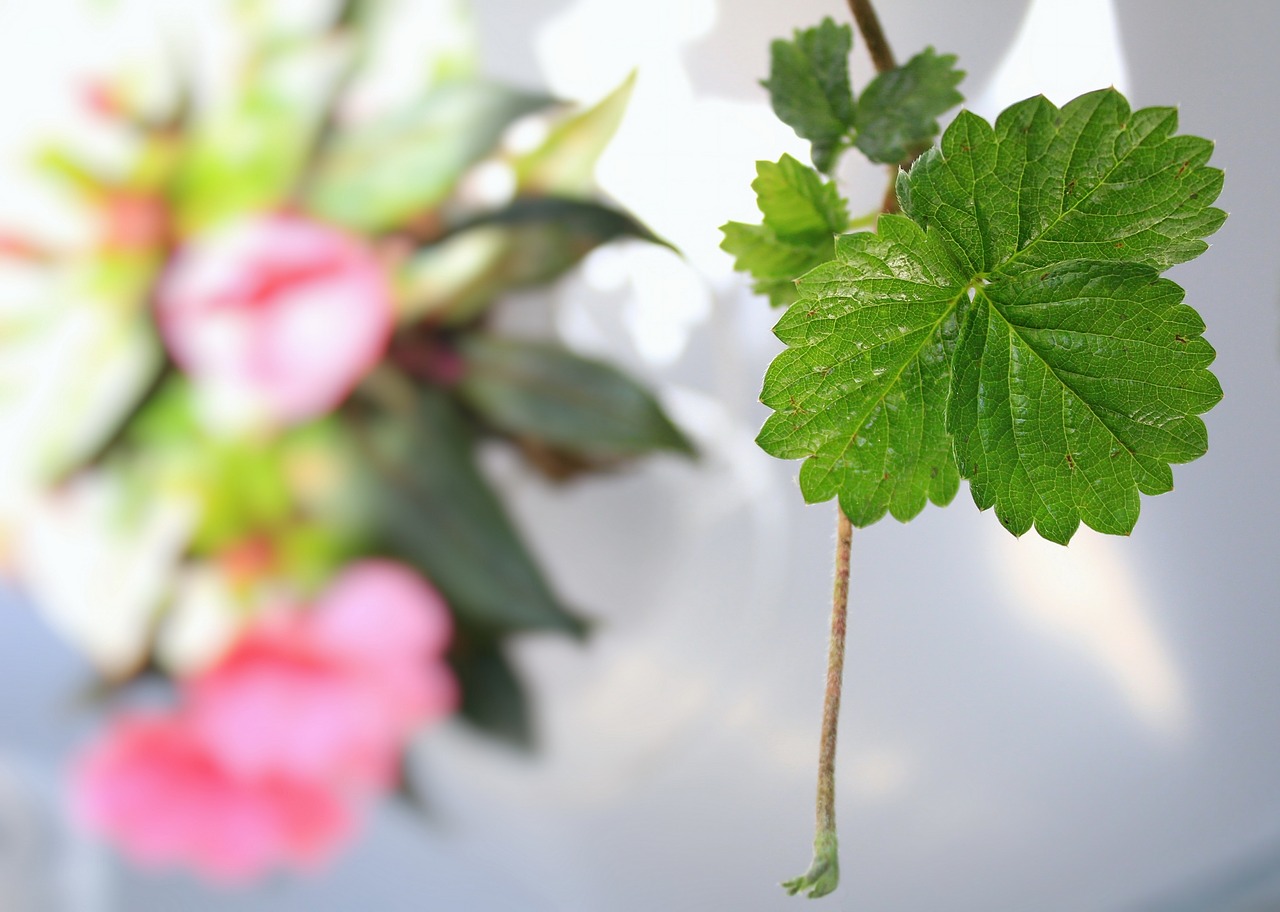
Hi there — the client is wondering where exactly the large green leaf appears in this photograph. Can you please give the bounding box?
[761,18,856,174]
[356,384,586,634]
[456,334,693,458]
[759,89,1224,542]
[721,154,850,307]
[853,47,963,165]
[307,82,552,232]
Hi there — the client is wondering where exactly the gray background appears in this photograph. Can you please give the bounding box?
[1,0,1278,909]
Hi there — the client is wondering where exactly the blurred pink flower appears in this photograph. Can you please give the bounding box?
[186,560,458,788]
[157,214,393,424]
[74,713,356,882]
[73,561,457,881]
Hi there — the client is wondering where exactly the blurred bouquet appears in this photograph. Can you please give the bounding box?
[0,0,690,881]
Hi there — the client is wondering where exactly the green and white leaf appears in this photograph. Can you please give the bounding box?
[853,47,963,164]
[513,71,635,197]
[761,18,856,174]
[720,155,849,307]
[759,89,1224,542]
[308,81,551,232]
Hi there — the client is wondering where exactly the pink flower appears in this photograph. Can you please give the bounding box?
[74,713,356,882]
[72,561,457,881]
[186,560,458,788]
[157,214,393,424]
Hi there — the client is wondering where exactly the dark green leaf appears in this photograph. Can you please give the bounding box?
[761,18,856,173]
[759,89,1225,542]
[453,642,533,749]
[400,197,669,325]
[721,155,849,307]
[307,82,552,232]
[456,334,693,458]
[357,384,587,634]
[853,47,964,164]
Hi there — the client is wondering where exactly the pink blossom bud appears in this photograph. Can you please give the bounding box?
[157,215,394,425]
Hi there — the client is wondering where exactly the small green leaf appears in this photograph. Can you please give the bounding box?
[721,155,849,307]
[456,334,693,458]
[357,384,587,634]
[759,89,1225,542]
[762,18,856,173]
[513,71,636,197]
[853,47,964,164]
[307,81,552,232]
[453,642,533,749]
[782,829,839,899]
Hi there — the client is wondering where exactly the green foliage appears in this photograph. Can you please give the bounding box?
[762,19,856,174]
[758,88,1224,543]
[174,38,343,232]
[782,830,839,899]
[457,334,694,459]
[853,48,963,164]
[399,197,667,324]
[720,155,849,307]
[356,383,587,636]
[453,641,534,748]
[761,24,963,173]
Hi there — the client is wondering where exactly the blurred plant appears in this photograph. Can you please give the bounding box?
[0,0,690,881]
[723,0,1224,898]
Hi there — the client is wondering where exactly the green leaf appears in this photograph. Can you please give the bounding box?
[307,82,552,232]
[453,641,533,749]
[398,197,668,325]
[356,383,587,634]
[853,47,964,165]
[762,18,856,173]
[456,334,693,458]
[756,216,963,525]
[513,71,635,197]
[759,89,1224,542]
[720,154,849,307]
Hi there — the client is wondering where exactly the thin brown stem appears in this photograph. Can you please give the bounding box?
[785,2,899,898]
[816,507,853,836]
[846,0,897,73]
[783,507,854,898]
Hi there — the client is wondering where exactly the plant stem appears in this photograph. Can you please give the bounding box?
[846,0,910,213]
[817,508,853,836]
[846,0,897,73]
[785,5,900,898]
[783,507,854,899]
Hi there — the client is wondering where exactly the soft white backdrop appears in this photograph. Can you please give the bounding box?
[1,1,1278,910]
